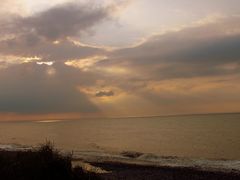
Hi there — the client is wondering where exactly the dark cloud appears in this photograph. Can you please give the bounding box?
[106,17,240,82]
[0,1,109,63]
[22,3,109,40]
[0,2,109,41]
[95,90,114,97]
[0,34,104,62]
[0,63,99,114]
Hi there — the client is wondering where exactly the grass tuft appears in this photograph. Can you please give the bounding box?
[0,142,101,180]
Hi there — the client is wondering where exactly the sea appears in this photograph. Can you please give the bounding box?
[0,113,240,172]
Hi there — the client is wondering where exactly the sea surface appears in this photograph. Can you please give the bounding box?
[0,113,240,171]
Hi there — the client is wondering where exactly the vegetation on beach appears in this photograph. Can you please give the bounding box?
[0,142,100,180]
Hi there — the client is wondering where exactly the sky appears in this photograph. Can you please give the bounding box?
[0,0,240,120]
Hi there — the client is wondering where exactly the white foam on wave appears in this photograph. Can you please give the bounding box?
[137,153,240,172]
[0,143,31,151]
[0,144,15,149]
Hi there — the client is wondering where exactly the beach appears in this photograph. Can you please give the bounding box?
[1,148,240,180]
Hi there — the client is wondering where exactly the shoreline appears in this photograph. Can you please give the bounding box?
[1,147,240,180]
[1,143,240,173]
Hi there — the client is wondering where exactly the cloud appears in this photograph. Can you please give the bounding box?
[1,6,240,117]
[95,90,114,97]
[0,0,27,16]
[0,1,110,66]
[106,16,240,82]
[0,63,99,114]
[73,16,240,116]
[0,35,104,63]
[22,3,109,40]
[60,16,240,105]
[0,2,109,40]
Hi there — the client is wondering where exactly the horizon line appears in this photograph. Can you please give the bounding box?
[1,111,240,123]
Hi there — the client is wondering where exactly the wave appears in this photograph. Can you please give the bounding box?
[0,143,31,151]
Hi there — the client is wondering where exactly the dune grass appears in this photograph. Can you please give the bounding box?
[0,142,101,180]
